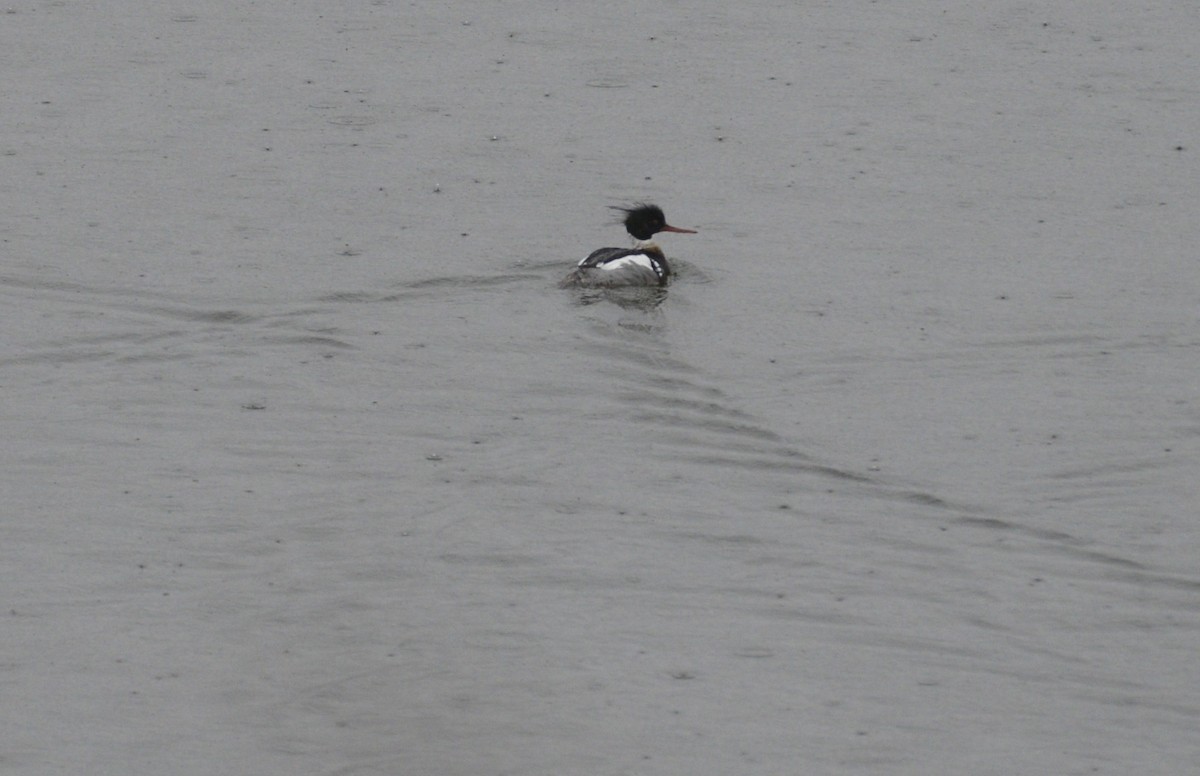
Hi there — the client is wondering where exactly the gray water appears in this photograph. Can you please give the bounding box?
[3,2,1198,774]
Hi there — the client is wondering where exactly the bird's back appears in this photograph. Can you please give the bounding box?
[560,245,669,288]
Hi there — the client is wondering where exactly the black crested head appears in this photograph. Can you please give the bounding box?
[611,203,669,241]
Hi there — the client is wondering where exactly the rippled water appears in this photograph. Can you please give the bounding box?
[6,255,1197,774]
[4,2,1199,774]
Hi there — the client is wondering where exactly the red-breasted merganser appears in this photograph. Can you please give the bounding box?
[560,204,697,288]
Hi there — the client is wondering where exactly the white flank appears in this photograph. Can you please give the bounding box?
[601,254,654,272]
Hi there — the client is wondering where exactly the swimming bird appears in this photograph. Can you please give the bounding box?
[560,204,697,288]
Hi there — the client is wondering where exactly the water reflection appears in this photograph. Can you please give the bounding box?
[568,285,669,310]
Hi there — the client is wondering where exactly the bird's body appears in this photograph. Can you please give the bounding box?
[561,204,696,288]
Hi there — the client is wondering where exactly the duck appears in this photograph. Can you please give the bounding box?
[560,204,696,288]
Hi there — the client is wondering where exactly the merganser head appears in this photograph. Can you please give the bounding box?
[611,203,698,241]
